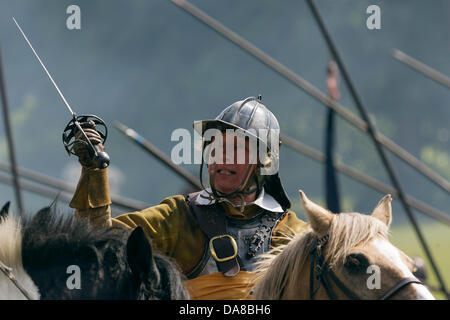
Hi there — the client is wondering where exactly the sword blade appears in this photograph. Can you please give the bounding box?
[12,17,74,116]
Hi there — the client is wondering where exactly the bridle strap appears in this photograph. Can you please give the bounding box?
[377,277,423,300]
[0,258,34,300]
[309,249,317,299]
[325,266,361,300]
[318,267,338,300]
[310,243,358,300]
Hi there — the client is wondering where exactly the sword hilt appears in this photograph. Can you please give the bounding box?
[62,114,110,169]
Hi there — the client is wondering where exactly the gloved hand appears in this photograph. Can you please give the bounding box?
[73,120,106,168]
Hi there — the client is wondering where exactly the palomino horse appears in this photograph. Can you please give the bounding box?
[0,205,188,300]
[253,190,435,300]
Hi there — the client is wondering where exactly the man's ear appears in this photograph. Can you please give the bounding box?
[126,227,160,286]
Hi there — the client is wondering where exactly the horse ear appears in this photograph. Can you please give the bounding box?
[126,226,160,285]
[26,206,53,229]
[299,190,333,236]
[371,194,392,227]
[0,201,10,221]
[34,206,52,219]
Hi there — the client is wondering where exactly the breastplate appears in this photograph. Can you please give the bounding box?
[226,211,281,271]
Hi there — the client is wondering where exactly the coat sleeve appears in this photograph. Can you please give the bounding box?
[69,168,203,266]
[111,195,192,257]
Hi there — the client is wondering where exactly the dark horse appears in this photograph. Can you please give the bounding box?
[21,207,189,299]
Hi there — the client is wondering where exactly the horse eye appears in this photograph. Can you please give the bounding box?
[344,253,369,272]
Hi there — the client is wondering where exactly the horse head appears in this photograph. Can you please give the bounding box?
[126,226,189,300]
[22,207,188,300]
[254,191,435,300]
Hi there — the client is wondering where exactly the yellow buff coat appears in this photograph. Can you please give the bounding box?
[70,168,307,299]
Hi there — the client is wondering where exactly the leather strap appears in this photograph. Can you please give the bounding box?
[185,239,210,280]
[186,192,241,277]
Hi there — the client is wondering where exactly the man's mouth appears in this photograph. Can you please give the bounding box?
[216,169,236,176]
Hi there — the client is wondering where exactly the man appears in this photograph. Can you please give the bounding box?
[70,96,307,299]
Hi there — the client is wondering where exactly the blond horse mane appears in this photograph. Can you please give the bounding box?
[0,214,40,299]
[253,212,389,299]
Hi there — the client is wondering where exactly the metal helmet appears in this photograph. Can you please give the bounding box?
[193,96,291,210]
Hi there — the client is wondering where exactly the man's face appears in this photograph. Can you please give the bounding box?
[207,132,256,195]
